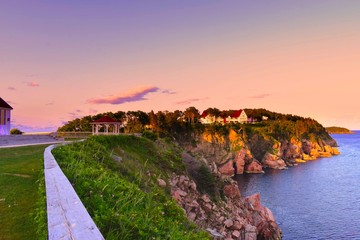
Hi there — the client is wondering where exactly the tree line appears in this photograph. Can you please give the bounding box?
[58,107,330,142]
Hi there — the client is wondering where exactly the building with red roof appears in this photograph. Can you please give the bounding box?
[200,109,248,124]
[0,97,13,135]
[226,110,248,124]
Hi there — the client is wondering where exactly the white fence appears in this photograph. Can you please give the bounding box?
[44,144,104,240]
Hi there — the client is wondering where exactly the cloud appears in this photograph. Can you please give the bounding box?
[162,89,176,94]
[249,93,271,99]
[175,98,201,105]
[89,108,98,114]
[68,109,84,119]
[12,124,57,133]
[46,101,54,106]
[25,81,40,87]
[8,87,16,91]
[87,86,160,105]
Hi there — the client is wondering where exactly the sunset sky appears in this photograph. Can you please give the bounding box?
[1,1,360,131]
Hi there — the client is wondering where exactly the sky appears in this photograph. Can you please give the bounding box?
[1,1,360,131]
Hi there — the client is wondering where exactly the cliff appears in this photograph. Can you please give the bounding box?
[183,118,340,177]
[52,135,283,240]
[56,109,339,239]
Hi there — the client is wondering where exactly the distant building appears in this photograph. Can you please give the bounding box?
[226,110,248,124]
[200,111,216,124]
[0,97,13,135]
[200,109,248,124]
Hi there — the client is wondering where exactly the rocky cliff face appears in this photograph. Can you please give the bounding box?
[189,129,340,177]
[176,127,339,239]
[170,174,281,240]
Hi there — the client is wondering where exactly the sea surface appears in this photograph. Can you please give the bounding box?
[235,132,360,240]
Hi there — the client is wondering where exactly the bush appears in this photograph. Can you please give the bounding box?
[142,130,158,141]
[10,128,23,135]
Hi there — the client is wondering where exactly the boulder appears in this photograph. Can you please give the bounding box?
[244,224,257,240]
[310,149,320,157]
[218,160,235,176]
[301,139,312,154]
[234,150,246,174]
[319,152,332,158]
[232,230,240,238]
[224,219,234,228]
[245,160,264,174]
[303,153,316,161]
[223,183,241,199]
[188,211,196,221]
[245,193,262,211]
[157,178,167,188]
[332,147,340,155]
[262,152,287,169]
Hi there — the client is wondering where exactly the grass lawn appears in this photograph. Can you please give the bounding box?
[0,145,48,240]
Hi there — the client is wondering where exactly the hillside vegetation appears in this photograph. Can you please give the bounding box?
[52,135,210,240]
[54,108,339,239]
[326,126,353,134]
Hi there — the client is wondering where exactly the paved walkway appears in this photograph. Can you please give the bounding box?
[0,135,65,148]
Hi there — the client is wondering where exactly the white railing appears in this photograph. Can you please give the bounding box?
[44,144,104,240]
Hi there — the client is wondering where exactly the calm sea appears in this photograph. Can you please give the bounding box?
[235,132,360,240]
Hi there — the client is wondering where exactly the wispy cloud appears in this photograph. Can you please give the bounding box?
[249,93,271,99]
[25,81,40,87]
[162,89,176,95]
[12,124,57,133]
[8,87,16,91]
[175,98,201,105]
[68,109,84,119]
[89,108,98,114]
[45,101,54,106]
[87,86,160,105]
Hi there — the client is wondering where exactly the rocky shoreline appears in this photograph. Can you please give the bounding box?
[169,174,281,240]
[170,128,340,239]
[192,129,340,177]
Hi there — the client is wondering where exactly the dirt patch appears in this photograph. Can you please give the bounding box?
[1,173,31,178]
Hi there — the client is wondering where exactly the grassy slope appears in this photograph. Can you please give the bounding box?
[52,135,210,240]
[0,145,47,240]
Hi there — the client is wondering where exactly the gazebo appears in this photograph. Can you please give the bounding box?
[90,116,121,135]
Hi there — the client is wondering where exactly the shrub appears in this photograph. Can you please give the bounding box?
[10,128,23,135]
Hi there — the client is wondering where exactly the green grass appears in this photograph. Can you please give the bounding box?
[52,135,210,239]
[0,145,48,240]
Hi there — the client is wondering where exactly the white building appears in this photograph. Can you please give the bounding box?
[200,109,248,124]
[0,97,13,135]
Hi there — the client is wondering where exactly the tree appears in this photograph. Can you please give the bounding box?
[184,107,200,124]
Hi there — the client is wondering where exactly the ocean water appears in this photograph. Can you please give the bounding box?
[235,132,360,239]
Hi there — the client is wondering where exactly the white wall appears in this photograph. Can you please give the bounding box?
[0,109,11,135]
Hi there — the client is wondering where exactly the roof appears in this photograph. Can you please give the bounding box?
[0,97,13,109]
[231,110,243,118]
[91,116,119,123]
[200,111,208,118]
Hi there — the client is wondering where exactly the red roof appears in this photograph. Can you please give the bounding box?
[201,111,208,118]
[0,97,13,109]
[231,110,243,118]
[91,116,119,123]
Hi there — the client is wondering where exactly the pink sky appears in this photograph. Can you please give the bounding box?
[1,1,360,131]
